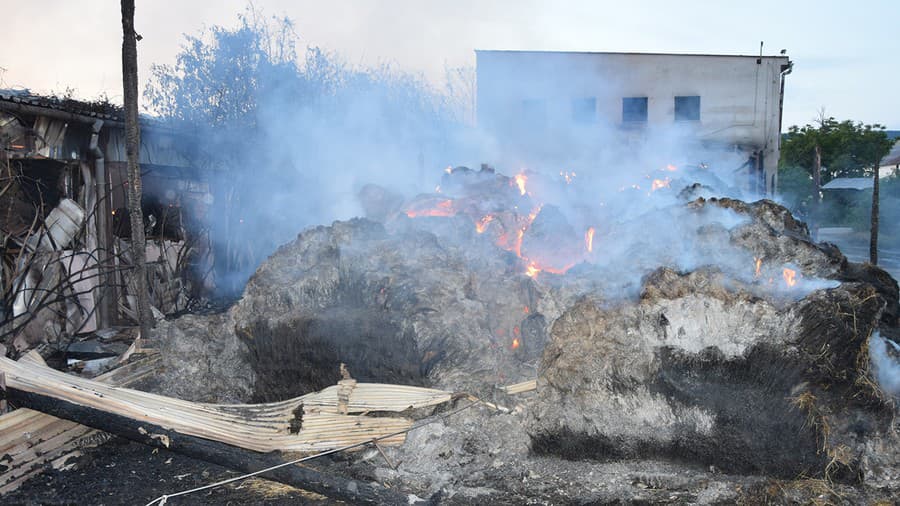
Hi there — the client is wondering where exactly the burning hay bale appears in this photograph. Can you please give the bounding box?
[137,165,900,502]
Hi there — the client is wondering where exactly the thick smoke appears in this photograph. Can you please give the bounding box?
[870,331,900,399]
[147,11,479,293]
[146,9,785,296]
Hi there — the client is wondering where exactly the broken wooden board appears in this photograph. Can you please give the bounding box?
[0,350,160,493]
[0,354,453,504]
[501,379,537,395]
[0,354,453,454]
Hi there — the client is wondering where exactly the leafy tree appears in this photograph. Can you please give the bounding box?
[779,116,893,263]
[145,7,469,295]
[782,118,885,180]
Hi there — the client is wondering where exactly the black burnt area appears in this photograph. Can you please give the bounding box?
[239,306,425,403]
[649,345,831,480]
[532,345,832,480]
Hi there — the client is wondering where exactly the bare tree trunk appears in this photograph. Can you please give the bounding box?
[121,0,154,337]
[870,160,880,265]
[812,143,822,238]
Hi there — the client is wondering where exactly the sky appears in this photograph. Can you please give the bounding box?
[1,0,898,130]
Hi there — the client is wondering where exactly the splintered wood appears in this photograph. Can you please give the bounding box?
[0,354,454,460]
[0,351,160,493]
[501,379,537,395]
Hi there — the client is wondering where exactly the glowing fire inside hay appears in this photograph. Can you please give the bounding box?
[783,267,798,287]
[399,166,658,278]
[514,173,528,195]
[475,214,494,233]
[754,257,763,278]
[405,198,455,218]
[651,178,671,192]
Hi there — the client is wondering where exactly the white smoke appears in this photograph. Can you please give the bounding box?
[869,331,900,399]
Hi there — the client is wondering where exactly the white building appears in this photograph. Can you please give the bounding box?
[475,50,792,195]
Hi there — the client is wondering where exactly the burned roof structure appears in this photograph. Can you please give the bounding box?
[1,90,214,351]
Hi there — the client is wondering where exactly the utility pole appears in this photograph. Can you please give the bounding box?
[121,0,154,338]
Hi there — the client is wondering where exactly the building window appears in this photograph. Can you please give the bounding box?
[674,96,700,121]
[622,97,648,122]
[522,99,547,126]
[572,97,596,124]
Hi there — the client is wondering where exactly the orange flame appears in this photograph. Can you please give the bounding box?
[523,306,530,314]
[476,214,494,233]
[525,262,540,278]
[511,337,520,350]
[560,171,576,184]
[665,164,678,172]
[444,166,452,174]
[585,227,595,253]
[405,199,455,218]
[783,268,797,287]
[650,178,671,192]
[754,257,762,278]
[514,229,525,257]
[514,173,528,195]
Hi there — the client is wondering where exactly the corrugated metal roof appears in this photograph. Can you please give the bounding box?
[0,89,123,121]
[822,178,873,190]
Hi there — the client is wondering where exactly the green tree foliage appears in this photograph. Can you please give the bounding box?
[781,117,892,183]
[779,117,893,221]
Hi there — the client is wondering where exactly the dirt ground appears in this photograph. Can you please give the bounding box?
[2,438,341,505]
[3,432,895,505]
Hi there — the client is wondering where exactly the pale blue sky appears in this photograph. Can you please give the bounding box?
[2,0,898,129]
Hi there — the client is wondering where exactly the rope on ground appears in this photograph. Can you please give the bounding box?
[144,397,483,505]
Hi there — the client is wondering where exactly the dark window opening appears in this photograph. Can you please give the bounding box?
[675,96,700,121]
[622,97,648,122]
[572,97,596,124]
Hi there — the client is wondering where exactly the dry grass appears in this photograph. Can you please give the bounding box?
[789,390,831,451]
[823,444,853,482]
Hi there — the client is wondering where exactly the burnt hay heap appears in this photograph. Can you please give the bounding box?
[155,169,900,504]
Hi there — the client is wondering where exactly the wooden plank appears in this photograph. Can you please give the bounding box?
[0,355,452,453]
[0,353,158,493]
[6,388,414,505]
[0,351,454,501]
[501,379,537,395]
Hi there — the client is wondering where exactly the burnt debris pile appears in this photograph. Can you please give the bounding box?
[148,164,900,502]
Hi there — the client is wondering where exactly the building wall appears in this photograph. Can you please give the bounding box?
[476,51,791,194]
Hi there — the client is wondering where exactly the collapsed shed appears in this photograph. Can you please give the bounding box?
[0,90,215,351]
